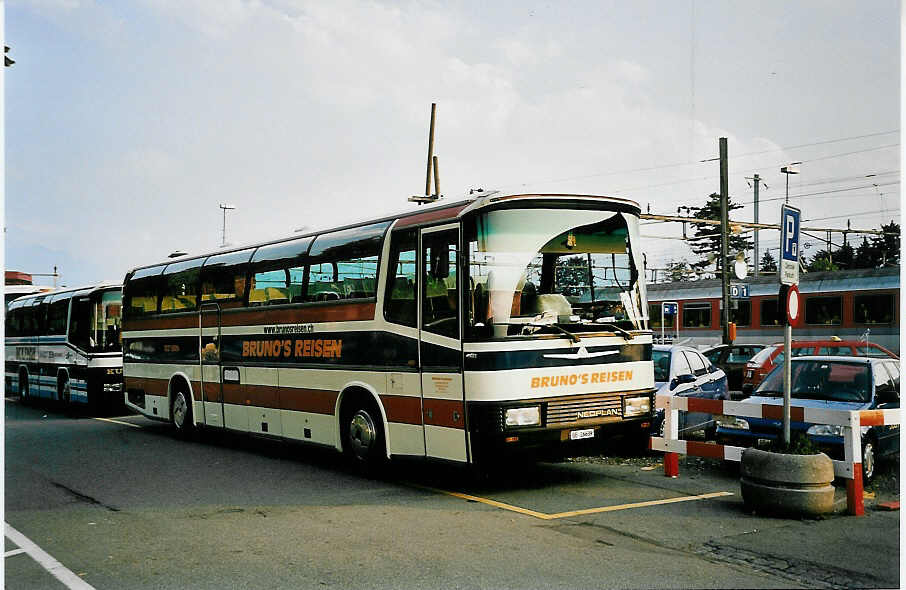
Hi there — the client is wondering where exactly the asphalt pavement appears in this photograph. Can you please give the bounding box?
[4,398,900,589]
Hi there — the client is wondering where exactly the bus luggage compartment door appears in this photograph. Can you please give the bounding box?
[199,304,224,427]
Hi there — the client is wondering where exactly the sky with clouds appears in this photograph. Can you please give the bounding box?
[4,0,901,288]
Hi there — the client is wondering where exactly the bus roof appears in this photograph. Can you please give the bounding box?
[124,193,641,277]
[6,282,121,308]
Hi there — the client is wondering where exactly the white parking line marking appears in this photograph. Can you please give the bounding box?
[5,523,97,589]
[6,397,19,403]
[5,548,27,557]
[93,417,141,428]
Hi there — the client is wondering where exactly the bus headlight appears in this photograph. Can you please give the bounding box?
[807,424,844,437]
[715,415,750,430]
[505,406,541,427]
[624,396,651,417]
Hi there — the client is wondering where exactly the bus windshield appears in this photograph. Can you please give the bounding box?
[70,289,123,352]
[466,208,647,339]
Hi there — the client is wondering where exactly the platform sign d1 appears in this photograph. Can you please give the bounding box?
[780,204,801,286]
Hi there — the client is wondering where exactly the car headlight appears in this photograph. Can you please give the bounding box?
[806,424,844,437]
[624,396,651,417]
[715,415,750,430]
[505,406,541,427]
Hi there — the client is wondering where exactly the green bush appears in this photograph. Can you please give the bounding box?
[756,432,821,455]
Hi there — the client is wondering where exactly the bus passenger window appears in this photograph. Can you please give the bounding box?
[384,230,417,327]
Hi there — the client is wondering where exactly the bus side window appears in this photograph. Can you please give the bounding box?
[384,229,417,327]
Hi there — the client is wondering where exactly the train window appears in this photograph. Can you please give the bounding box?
[729,299,751,327]
[682,302,711,328]
[760,298,780,326]
[648,304,662,328]
[853,294,895,324]
[805,296,841,325]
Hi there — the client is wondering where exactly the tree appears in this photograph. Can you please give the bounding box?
[834,241,855,270]
[687,193,753,274]
[853,236,878,269]
[806,249,839,272]
[870,221,900,267]
[759,250,777,273]
[665,260,694,282]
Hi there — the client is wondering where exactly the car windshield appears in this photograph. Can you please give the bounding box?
[466,208,647,339]
[653,350,670,382]
[755,360,871,403]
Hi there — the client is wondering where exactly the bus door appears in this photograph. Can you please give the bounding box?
[199,303,224,427]
[419,225,468,462]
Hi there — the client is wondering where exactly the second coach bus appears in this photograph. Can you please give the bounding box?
[5,283,124,409]
[122,193,655,467]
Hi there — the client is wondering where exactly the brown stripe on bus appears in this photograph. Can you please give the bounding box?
[422,398,465,429]
[381,395,422,425]
[124,376,168,396]
[393,204,469,228]
[220,303,376,326]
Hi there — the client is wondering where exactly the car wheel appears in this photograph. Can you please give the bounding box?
[861,439,876,483]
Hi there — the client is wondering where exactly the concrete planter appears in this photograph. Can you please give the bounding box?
[740,447,835,517]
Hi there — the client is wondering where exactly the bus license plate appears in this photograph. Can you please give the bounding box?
[570,428,595,441]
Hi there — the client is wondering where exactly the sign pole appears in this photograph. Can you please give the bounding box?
[779,204,801,448]
[783,322,791,445]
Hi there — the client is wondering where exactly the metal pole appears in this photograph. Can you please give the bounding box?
[753,174,760,277]
[719,137,730,344]
[783,323,791,445]
[222,208,227,247]
[785,172,789,204]
[425,103,436,196]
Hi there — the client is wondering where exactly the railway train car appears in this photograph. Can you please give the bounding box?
[647,266,899,353]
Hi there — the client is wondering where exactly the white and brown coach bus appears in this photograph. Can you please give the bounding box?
[122,193,655,467]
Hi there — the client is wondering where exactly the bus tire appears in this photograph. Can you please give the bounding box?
[58,373,71,405]
[18,368,29,403]
[341,395,386,473]
[170,387,195,438]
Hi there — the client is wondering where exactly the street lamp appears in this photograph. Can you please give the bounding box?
[219,203,236,247]
[780,163,800,204]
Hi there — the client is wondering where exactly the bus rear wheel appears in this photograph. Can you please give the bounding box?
[18,369,29,403]
[58,375,71,405]
[171,388,194,437]
[342,399,386,472]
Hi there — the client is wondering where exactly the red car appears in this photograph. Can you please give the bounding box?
[740,339,898,395]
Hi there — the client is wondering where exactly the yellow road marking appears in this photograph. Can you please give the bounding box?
[415,484,733,520]
[93,417,142,428]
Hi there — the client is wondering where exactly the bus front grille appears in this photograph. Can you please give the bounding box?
[546,393,623,425]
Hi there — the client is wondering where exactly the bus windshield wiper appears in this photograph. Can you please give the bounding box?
[492,322,581,344]
[593,322,634,340]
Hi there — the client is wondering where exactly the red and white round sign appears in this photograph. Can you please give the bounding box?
[786,284,800,325]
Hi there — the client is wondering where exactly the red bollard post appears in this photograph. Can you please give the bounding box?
[664,452,679,478]
[847,466,864,516]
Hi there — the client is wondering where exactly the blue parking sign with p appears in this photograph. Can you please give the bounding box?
[781,205,800,261]
[780,204,801,285]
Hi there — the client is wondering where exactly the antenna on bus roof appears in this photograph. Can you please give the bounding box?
[409,103,442,205]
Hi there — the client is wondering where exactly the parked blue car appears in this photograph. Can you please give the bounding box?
[651,344,729,439]
[715,356,900,482]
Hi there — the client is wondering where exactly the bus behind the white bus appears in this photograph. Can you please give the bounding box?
[121,193,655,467]
[5,283,124,409]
